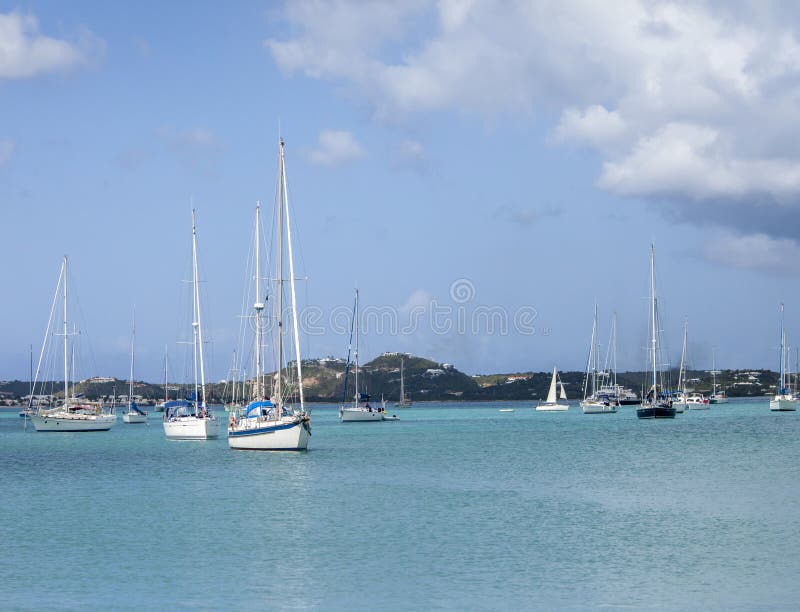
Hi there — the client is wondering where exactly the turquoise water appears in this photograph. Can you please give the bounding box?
[2,399,800,610]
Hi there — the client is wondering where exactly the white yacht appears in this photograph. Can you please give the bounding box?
[770,303,797,412]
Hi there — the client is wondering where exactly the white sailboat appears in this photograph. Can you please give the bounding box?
[228,140,311,450]
[636,244,676,419]
[536,366,569,411]
[770,303,797,412]
[396,357,412,407]
[340,289,384,422]
[163,210,220,440]
[29,257,116,432]
[122,308,148,423]
[672,319,688,413]
[708,348,728,404]
[153,345,168,413]
[580,306,618,414]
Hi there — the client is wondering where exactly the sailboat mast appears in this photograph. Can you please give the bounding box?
[164,345,169,403]
[254,202,264,400]
[129,307,135,408]
[282,142,305,411]
[275,142,284,412]
[354,289,359,402]
[612,312,618,388]
[678,318,687,392]
[63,256,68,405]
[650,245,657,400]
[592,303,598,396]
[779,303,785,393]
[400,357,405,402]
[191,209,207,409]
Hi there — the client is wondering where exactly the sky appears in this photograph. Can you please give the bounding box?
[3,0,800,382]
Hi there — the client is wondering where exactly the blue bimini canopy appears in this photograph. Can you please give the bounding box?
[129,401,146,415]
[245,400,274,418]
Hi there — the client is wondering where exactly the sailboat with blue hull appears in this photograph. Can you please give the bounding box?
[227,139,311,450]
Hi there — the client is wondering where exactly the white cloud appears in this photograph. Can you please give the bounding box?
[704,232,800,276]
[266,1,800,216]
[308,130,364,166]
[0,140,15,165]
[399,289,432,315]
[0,12,97,78]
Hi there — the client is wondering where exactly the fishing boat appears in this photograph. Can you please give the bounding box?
[122,308,147,424]
[708,349,728,404]
[28,257,116,432]
[536,366,569,411]
[163,210,220,440]
[672,319,688,413]
[340,289,384,422]
[637,245,676,419]
[770,303,797,412]
[396,357,412,407]
[580,306,618,414]
[228,140,311,450]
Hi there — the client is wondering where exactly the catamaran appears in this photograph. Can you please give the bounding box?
[228,140,311,450]
[536,366,569,411]
[580,306,618,414]
[637,245,676,419]
[122,308,148,423]
[770,303,797,412]
[163,210,220,440]
[340,289,385,422]
[29,257,116,432]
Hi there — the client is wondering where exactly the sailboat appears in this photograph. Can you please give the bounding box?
[154,346,168,412]
[340,289,384,421]
[396,357,412,407]
[228,140,311,450]
[708,348,728,404]
[163,210,220,440]
[637,245,676,419]
[580,306,618,414]
[770,303,797,412]
[29,257,116,432]
[536,366,569,411]
[672,319,688,413]
[122,308,148,423]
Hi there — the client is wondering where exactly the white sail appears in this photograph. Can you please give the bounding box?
[559,381,567,400]
[546,367,558,404]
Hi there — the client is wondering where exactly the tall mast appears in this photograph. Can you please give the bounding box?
[254,202,264,399]
[129,307,135,408]
[164,344,168,403]
[678,318,687,393]
[191,209,207,410]
[354,289,360,402]
[275,141,284,412]
[779,303,785,394]
[612,312,617,388]
[282,144,305,412]
[400,357,405,402]
[592,303,598,396]
[63,256,68,405]
[650,244,657,400]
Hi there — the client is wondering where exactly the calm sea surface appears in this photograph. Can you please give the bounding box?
[2,399,799,610]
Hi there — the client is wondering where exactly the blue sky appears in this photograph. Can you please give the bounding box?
[3,1,800,382]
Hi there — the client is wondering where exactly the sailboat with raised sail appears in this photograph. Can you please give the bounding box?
[536,366,569,411]
[163,210,220,440]
[340,289,385,421]
[770,303,797,412]
[228,140,311,450]
[122,308,147,423]
[637,245,676,419]
[29,257,116,432]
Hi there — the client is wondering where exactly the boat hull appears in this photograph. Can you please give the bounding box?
[30,413,115,431]
[636,405,677,419]
[535,403,568,412]
[672,402,686,413]
[163,415,219,439]
[122,412,147,423]
[340,408,384,421]
[709,397,728,404]
[770,398,798,411]
[228,418,310,450]
[580,401,617,414]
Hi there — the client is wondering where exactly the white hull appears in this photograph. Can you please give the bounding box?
[340,408,384,421]
[709,396,728,404]
[163,415,219,439]
[673,402,686,413]
[122,412,147,423]
[688,403,709,410]
[228,416,310,450]
[31,412,115,432]
[580,401,617,414]
[536,402,568,412]
[770,397,797,411]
